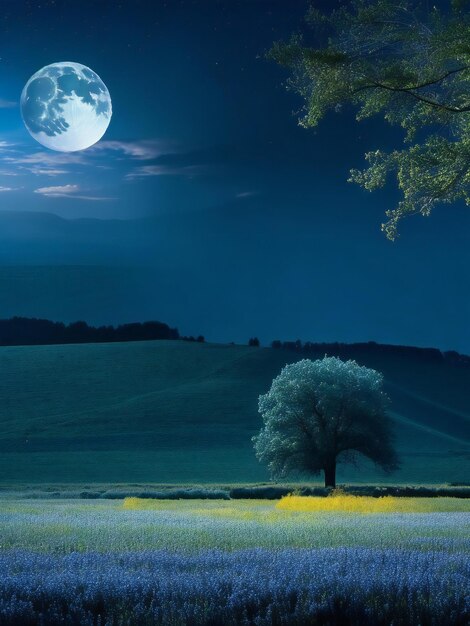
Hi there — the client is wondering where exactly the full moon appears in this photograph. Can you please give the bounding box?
[21,62,112,152]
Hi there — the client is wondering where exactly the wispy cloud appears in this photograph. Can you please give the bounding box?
[0,99,17,109]
[5,151,85,167]
[0,141,20,161]
[0,141,165,179]
[34,184,80,197]
[28,167,70,177]
[125,164,203,180]
[0,186,16,192]
[92,140,165,160]
[34,184,113,201]
[1,149,84,178]
[0,169,20,176]
[0,139,220,199]
[123,145,234,181]
[236,191,257,199]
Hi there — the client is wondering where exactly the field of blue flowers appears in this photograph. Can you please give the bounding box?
[0,498,468,625]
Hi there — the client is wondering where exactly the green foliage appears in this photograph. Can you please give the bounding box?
[253,357,399,485]
[268,0,470,239]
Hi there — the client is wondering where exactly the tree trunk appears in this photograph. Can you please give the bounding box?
[324,461,336,488]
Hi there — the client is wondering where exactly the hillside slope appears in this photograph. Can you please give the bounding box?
[0,341,468,484]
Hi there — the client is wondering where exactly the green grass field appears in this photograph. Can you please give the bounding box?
[0,340,469,484]
[2,497,469,552]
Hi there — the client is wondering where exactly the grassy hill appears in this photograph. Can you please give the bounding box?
[0,340,468,484]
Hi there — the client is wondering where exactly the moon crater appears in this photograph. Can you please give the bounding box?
[21,61,112,152]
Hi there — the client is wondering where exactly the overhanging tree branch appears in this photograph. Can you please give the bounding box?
[268,0,470,238]
[352,71,470,113]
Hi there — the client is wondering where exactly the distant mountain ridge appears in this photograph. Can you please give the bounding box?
[0,209,469,353]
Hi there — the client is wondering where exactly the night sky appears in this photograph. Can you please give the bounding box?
[0,0,468,352]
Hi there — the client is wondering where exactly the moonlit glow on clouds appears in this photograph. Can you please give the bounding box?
[33,183,112,201]
[34,184,80,196]
[125,164,204,179]
[0,0,467,351]
[0,98,16,109]
[92,140,165,160]
[0,138,209,204]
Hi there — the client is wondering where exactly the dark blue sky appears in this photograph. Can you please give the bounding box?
[0,0,468,352]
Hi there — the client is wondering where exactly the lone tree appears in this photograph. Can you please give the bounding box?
[268,0,470,240]
[253,357,398,487]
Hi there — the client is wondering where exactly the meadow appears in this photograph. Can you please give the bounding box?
[0,340,469,485]
[0,496,468,624]
[1,341,469,623]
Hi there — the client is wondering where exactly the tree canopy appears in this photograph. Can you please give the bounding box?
[268,0,470,239]
[253,356,399,487]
